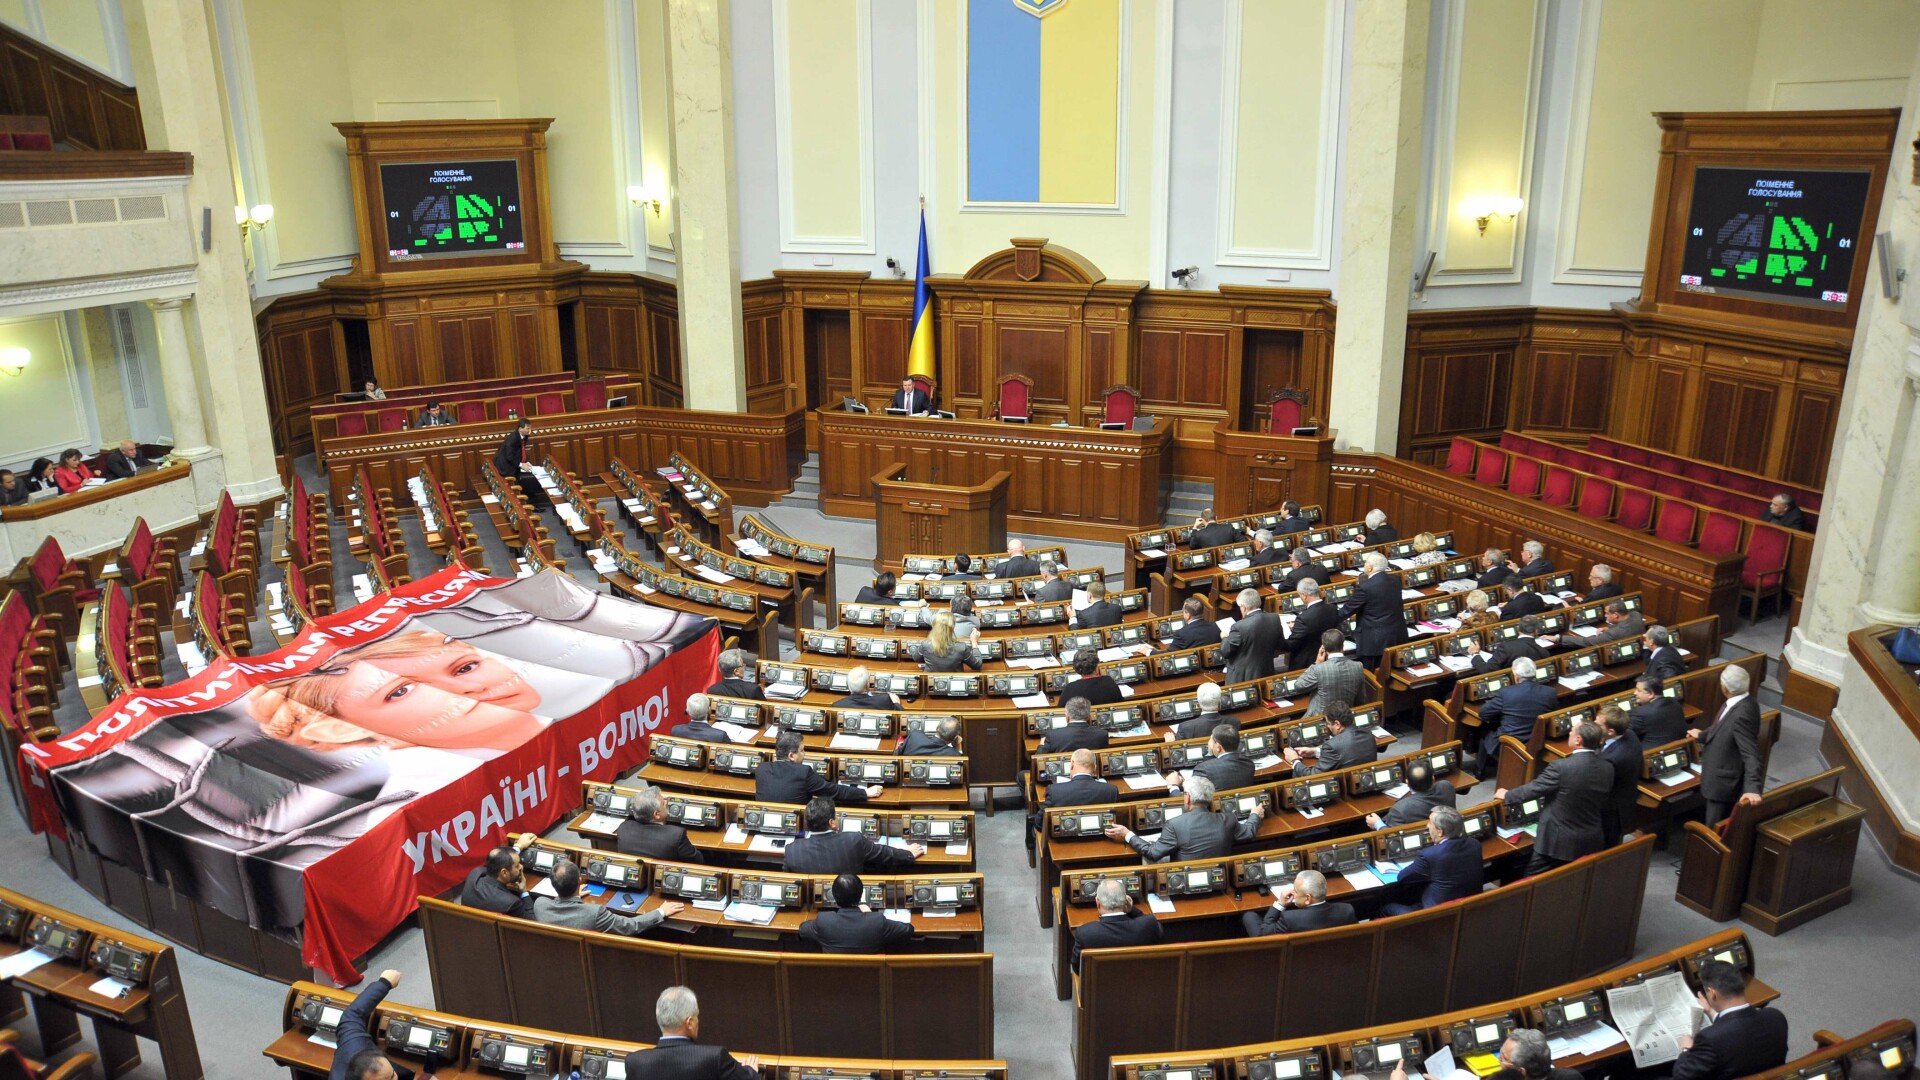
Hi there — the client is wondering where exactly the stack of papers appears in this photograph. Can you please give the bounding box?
[765,682,809,700]
[1547,1024,1627,1061]
[712,721,759,744]
[527,877,559,898]
[1342,867,1386,890]
[882,908,914,924]
[1011,692,1051,709]
[723,824,750,844]
[1440,655,1475,672]
[1144,892,1177,914]
[0,949,57,978]
[829,733,882,751]
[1383,783,1413,799]
[579,813,624,833]
[1558,672,1601,690]
[722,902,778,926]
[747,834,788,854]
[693,565,735,584]
[1137,547,1167,559]
[1121,771,1170,791]
[1407,663,1445,678]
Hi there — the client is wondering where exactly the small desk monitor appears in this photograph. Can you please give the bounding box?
[1290,426,1320,437]
[842,397,870,414]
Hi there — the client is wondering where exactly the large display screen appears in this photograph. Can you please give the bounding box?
[379,159,526,260]
[1677,166,1872,310]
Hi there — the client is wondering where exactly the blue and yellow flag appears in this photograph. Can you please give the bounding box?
[907,209,935,381]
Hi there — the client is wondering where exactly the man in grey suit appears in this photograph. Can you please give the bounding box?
[1172,724,1255,793]
[1284,701,1376,775]
[1102,775,1260,861]
[1029,562,1073,603]
[532,859,685,935]
[1497,720,1614,876]
[1164,681,1229,742]
[1221,588,1283,684]
[1590,599,1645,644]
[1367,760,1457,829]
[1691,664,1766,826]
[1292,628,1367,716]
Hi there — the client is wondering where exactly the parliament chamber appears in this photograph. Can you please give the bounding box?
[5,3,1920,1080]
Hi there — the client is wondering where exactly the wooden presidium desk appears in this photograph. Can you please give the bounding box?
[818,408,1172,543]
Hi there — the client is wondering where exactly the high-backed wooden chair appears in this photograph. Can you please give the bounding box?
[1101,384,1139,429]
[996,373,1033,422]
[1266,387,1309,432]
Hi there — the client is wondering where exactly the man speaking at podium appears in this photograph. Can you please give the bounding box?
[889,377,932,416]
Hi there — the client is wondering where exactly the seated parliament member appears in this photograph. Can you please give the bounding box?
[1585,563,1623,602]
[1457,588,1498,630]
[1282,578,1341,672]
[624,986,759,1080]
[1342,552,1407,667]
[1380,806,1483,915]
[1285,701,1376,775]
[0,468,27,506]
[102,439,152,479]
[1508,540,1554,579]
[493,418,551,509]
[1763,493,1809,532]
[1038,696,1109,754]
[459,835,535,918]
[1222,588,1283,683]
[1047,748,1120,805]
[707,648,765,700]
[1165,681,1229,742]
[1250,528,1286,566]
[1188,508,1238,549]
[1164,595,1222,651]
[801,874,913,954]
[362,378,387,400]
[1477,656,1557,776]
[1242,869,1356,937]
[1472,614,1550,673]
[946,552,982,580]
[1693,664,1766,826]
[1498,574,1548,620]
[1058,651,1123,707]
[534,858,683,934]
[1361,507,1398,546]
[1029,561,1072,603]
[1279,546,1333,592]
[889,376,931,415]
[1072,878,1162,972]
[1368,759,1456,829]
[1501,1029,1582,1080]
[1628,674,1688,746]
[1597,705,1643,846]
[25,457,56,494]
[1293,627,1366,715]
[854,571,901,605]
[671,693,734,743]
[994,539,1041,580]
[1672,961,1789,1080]
[949,593,981,640]
[1104,774,1260,861]
[1476,548,1512,589]
[783,797,923,874]
[332,967,411,1080]
[1643,625,1688,682]
[52,448,96,493]
[416,400,455,427]
[898,715,962,756]
[616,785,701,862]
[1274,500,1310,536]
[1408,531,1447,566]
[758,731,880,804]
[1073,579,1122,629]
[1497,721,1613,875]
[913,611,982,672]
[832,665,900,710]
[1171,724,1255,793]
[1591,599,1645,644]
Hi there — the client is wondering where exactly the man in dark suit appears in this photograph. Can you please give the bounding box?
[1165,595,1222,651]
[1643,626,1687,682]
[994,540,1041,580]
[101,439,151,480]
[1029,563,1073,603]
[1672,962,1789,1080]
[1058,652,1123,707]
[1362,508,1398,546]
[1038,696,1109,754]
[1188,509,1239,550]
[1584,564,1623,602]
[1627,675,1689,746]
[623,986,759,1080]
[1380,805,1483,914]
[1274,501,1311,537]
[946,553,983,580]
[1341,553,1407,668]
[1222,588,1283,684]
[1693,665,1766,826]
[1475,548,1511,590]
[800,874,913,954]
[616,786,701,862]
[1072,878,1162,972]
[1476,656,1560,777]
[416,401,455,427]
[1498,575,1548,620]
[853,571,901,605]
[888,377,932,415]
[707,648,765,700]
[493,418,550,508]
[1501,1029,1585,1080]
[1292,628,1367,715]
[1278,548,1333,593]
[1282,579,1342,671]
[458,839,534,918]
[1104,774,1259,861]
[1471,614,1550,674]
[1762,494,1809,532]
[1249,529,1286,566]
[0,469,28,506]
[1166,683,1229,742]
[1241,869,1356,936]
[1074,580,1122,629]
[783,798,924,874]
[1508,540,1554,579]
[1367,760,1456,829]
[1029,747,1119,852]
[1285,701,1375,775]
[831,666,900,711]
[1175,724,1255,793]
[757,731,879,805]
[1497,720,1614,875]
[898,716,962,756]
[671,694,734,743]
[1596,706,1643,846]
[331,968,413,1080]
[1591,599,1645,645]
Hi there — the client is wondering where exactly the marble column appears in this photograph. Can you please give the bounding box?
[122,0,282,504]
[664,0,748,412]
[146,298,210,457]
[1326,0,1428,455]
[1860,342,1920,623]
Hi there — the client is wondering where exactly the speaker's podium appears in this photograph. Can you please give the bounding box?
[1211,420,1336,516]
[872,463,1010,571]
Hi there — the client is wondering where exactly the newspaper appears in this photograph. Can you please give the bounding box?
[1605,970,1703,1067]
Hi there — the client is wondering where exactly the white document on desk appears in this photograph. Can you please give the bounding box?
[0,949,57,979]
[882,908,914,924]
[1122,771,1170,791]
[1342,867,1386,890]
[1606,970,1702,1067]
[1419,1046,1480,1080]
[747,834,790,854]
[945,841,970,856]
[1137,548,1167,559]
[1252,754,1284,771]
[1144,892,1177,914]
[579,813,624,834]
[527,877,559,898]
[1011,692,1052,709]
[829,734,882,751]
[723,824,749,845]
[1548,1023,1627,1061]
[712,722,759,744]
[1439,655,1474,672]
[1383,783,1412,799]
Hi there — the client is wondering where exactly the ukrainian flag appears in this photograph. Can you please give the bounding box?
[908,209,935,381]
[967,0,1121,205]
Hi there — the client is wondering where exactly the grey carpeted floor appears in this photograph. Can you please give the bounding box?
[2,463,1914,1078]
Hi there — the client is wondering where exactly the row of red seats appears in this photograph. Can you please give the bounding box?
[190,569,250,659]
[347,468,411,591]
[319,371,576,414]
[1445,436,1791,623]
[1497,432,1818,532]
[197,491,261,618]
[1587,434,1821,512]
[479,461,560,569]
[415,464,487,571]
[117,518,180,619]
[0,114,53,151]
[281,558,331,626]
[315,377,630,446]
[100,578,162,699]
[14,537,99,646]
[286,474,332,583]
[0,592,62,818]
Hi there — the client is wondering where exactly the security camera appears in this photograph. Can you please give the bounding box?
[1170,266,1200,288]
[886,257,906,279]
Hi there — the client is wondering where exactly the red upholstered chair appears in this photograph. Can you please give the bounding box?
[1102,385,1139,428]
[376,408,408,433]
[909,374,935,397]
[455,401,487,424]
[1653,501,1698,546]
[535,392,567,415]
[500,397,530,420]
[1506,456,1543,498]
[1590,457,1622,480]
[1267,388,1309,433]
[1740,525,1792,624]
[1444,438,1476,476]
[1474,448,1508,487]
[1654,474,1691,499]
[335,412,368,437]
[574,378,608,410]
[1541,467,1576,508]
[1699,512,1743,557]
[1682,461,1719,484]
[1616,487,1654,531]
[1613,441,1649,465]
[996,374,1034,422]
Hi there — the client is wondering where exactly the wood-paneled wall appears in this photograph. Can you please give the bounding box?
[255,293,349,458]
[0,23,143,151]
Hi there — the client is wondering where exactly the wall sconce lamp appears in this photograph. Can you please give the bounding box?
[1466,194,1524,235]
[0,347,29,377]
[627,185,664,215]
[236,203,275,240]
